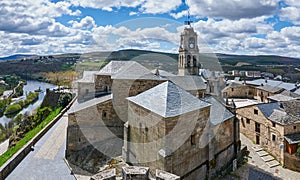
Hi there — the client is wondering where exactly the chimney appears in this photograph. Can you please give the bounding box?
[154,68,160,76]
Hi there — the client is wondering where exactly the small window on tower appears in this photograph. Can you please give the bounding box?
[191,134,196,146]
[102,111,107,119]
[254,109,258,115]
[272,122,276,127]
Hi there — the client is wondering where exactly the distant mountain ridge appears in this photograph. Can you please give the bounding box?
[1,49,299,65]
[0,54,37,61]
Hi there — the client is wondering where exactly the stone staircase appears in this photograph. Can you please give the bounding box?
[252,146,280,168]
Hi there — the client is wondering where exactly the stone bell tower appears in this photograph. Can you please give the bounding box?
[178,15,200,76]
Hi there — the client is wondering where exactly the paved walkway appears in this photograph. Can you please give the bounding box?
[6,114,75,180]
[0,139,9,155]
[227,134,300,180]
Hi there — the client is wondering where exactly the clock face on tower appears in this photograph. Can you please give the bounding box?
[189,37,195,49]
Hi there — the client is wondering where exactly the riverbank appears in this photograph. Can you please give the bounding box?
[0,94,76,179]
[0,81,56,126]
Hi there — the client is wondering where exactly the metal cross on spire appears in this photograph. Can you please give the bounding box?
[184,11,193,26]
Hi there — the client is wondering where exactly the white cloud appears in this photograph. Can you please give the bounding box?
[280,0,300,24]
[170,10,188,19]
[70,0,144,11]
[0,0,80,35]
[139,0,182,14]
[186,0,279,19]
[69,16,96,29]
[70,0,182,14]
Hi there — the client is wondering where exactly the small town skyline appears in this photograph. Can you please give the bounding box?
[0,0,300,58]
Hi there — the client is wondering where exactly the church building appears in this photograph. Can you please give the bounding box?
[66,20,241,179]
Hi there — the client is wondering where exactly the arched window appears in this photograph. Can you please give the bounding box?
[187,55,191,67]
[193,56,197,67]
[102,110,107,119]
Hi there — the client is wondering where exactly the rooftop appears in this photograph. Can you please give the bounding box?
[246,79,297,91]
[76,71,98,83]
[285,132,300,144]
[68,94,112,113]
[111,61,165,81]
[256,84,284,93]
[268,94,296,102]
[167,75,207,91]
[202,96,235,126]
[95,61,132,76]
[231,98,259,109]
[256,101,300,125]
[127,81,210,118]
[150,69,175,77]
[294,88,300,96]
[222,82,246,92]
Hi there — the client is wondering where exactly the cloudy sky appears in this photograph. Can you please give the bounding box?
[0,0,300,58]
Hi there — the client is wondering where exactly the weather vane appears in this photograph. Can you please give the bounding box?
[184,10,193,26]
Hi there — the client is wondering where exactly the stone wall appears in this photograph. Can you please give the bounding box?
[256,89,276,103]
[284,122,300,135]
[124,101,211,177]
[40,89,63,108]
[188,89,205,98]
[284,153,300,172]
[125,101,239,179]
[66,99,124,172]
[78,82,95,102]
[94,75,112,92]
[237,105,285,163]
[112,79,165,122]
[223,85,254,99]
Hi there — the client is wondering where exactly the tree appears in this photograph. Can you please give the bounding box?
[4,104,22,115]
[58,93,72,108]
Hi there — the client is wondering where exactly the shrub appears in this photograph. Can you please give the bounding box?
[4,104,22,115]
[58,93,72,108]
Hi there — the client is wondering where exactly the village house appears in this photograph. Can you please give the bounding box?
[236,100,300,171]
[222,82,254,99]
[255,84,285,103]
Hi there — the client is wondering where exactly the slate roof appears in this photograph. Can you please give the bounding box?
[76,71,98,83]
[150,69,175,77]
[167,75,207,91]
[95,61,132,76]
[285,132,300,144]
[256,101,300,125]
[257,102,282,119]
[294,88,300,96]
[68,94,112,113]
[268,94,296,102]
[256,84,284,93]
[280,90,300,98]
[246,79,297,91]
[111,61,166,81]
[201,96,235,126]
[281,99,300,118]
[127,81,211,118]
[222,82,245,92]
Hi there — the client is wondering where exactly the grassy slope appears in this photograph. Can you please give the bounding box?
[0,107,62,167]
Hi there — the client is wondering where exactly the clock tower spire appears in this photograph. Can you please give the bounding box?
[178,12,199,76]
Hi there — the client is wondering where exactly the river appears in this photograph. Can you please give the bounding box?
[0,81,56,126]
